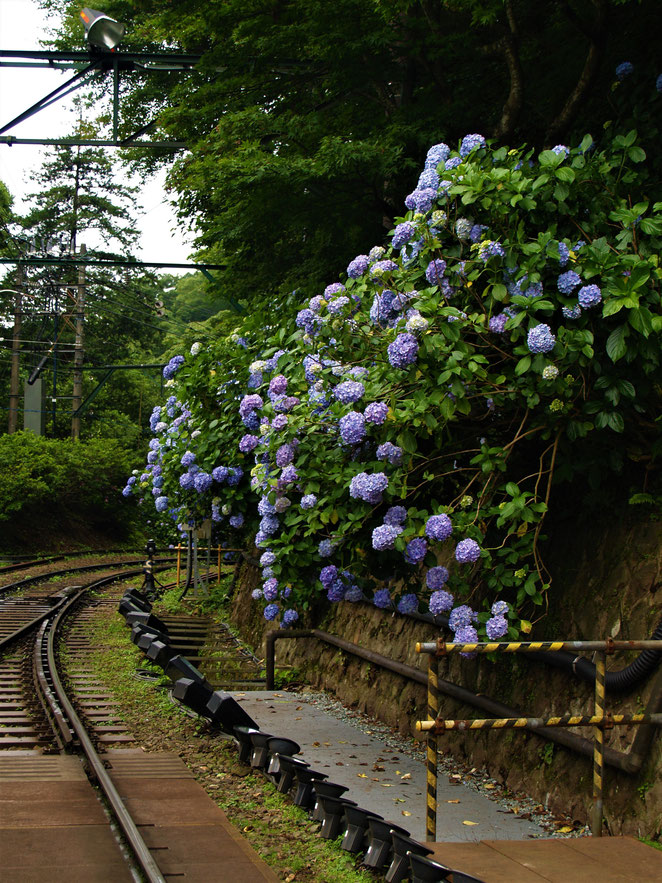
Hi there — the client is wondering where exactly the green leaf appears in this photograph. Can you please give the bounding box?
[607,412,624,433]
[555,166,575,183]
[602,298,624,318]
[606,325,628,362]
[514,355,531,376]
[628,307,652,338]
[628,146,646,163]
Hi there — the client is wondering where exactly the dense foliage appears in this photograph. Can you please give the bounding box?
[0,432,140,546]
[125,109,662,640]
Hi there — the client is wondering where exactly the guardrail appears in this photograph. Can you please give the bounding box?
[415,638,662,841]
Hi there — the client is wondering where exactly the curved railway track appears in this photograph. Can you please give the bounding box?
[0,564,168,881]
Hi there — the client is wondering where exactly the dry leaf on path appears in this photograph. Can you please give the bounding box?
[462,820,479,826]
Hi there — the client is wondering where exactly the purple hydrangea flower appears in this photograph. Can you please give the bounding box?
[263,603,279,621]
[527,323,556,354]
[425,259,447,285]
[364,402,389,425]
[328,296,350,315]
[276,443,296,467]
[272,414,288,431]
[279,465,298,484]
[370,260,398,278]
[180,450,195,467]
[454,625,479,650]
[239,394,263,418]
[455,538,481,564]
[486,615,508,640]
[229,513,244,528]
[282,609,299,626]
[320,565,338,588]
[384,505,407,525]
[478,240,506,261]
[339,411,367,445]
[227,466,243,487]
[239,434,259,453]
[426,566,450,590]
[417,169,440,190]
[577,284,602,308]
[260,515,279,536]
[274,496,291,513]
[260,551,276,567]
[349,471,389,504]
[325,283,346,298]
[263,578,279,601]
[347,255,369,278]
[251,588,263,600]
[372,524,402,551]
[334,380,365,404]
[491,600,509,616]
[387,333,419,368]
[269,374,288,396]
[558,242,570,266]
[179,472,195,491]
[470,224,486,243]
[489,314,508,333]
[373,588,392,609]
[397,593,419,614]
[404,188,437,213]
[445,156,462,170]
[460,133,486,156]
[557,270,581,294]
[551,144,569,157]
[155,495,169,512]
[392,222,416,250]
[429,589,453,613]
[376,442,403,465]
[405,537,427,564]
[301,493,318,510]
[425,514,453,541]
[327,579,345,602]
[449,604,477,629]
[163,355,185,379]
[258,497,275,516]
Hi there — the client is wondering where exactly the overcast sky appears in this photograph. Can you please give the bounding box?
[0,0,195,269]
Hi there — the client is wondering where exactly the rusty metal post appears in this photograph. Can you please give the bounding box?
[71,244,85,440]
[592,650,606,836]
[217,545,221,583]
[8,273,23,434]
[426,653,439,841]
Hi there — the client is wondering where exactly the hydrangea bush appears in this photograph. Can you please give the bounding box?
[125,121,662,641]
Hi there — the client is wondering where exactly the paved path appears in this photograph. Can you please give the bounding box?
[233,690,547,843]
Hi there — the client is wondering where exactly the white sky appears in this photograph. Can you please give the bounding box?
[0,0,195,269]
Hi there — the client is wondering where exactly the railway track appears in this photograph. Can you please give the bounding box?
[0,560,277,882]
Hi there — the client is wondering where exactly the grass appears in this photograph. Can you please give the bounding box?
[72,585,373,882]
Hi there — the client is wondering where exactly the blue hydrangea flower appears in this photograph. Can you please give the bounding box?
[558,242,570,266]
[260,515,279,536]
[527,323,556,354]
[269,374,288,396]
[455,538,481,564]
[426,566,450,590]
[372,524,402,551]
[349,471,389,504]
[339,411,366,445]
[282,609,299,626]
[228,513,243,528]
[449,604,477,629]
[212,466,229,484]
[239,434,259,453]
[387,333,419,368]
[551,145,569,157]
[478,240,506,261]
[557,270,581,294]
[470,224,486,243]
[194,472,213,493]
[425,143,451,168]
[301,493,318,510]
[445,156,462,170]
[155,495,169,512]
[376,442,403,465]
[364,401,389,425]
[263,603,279,621]
[279,465,298,484]
[333,380,365,404]
[260,551,276,567]
[370,260,398,278]
[347,255,369,278]
[455,218,472,239]
[425,514,452,541]
[404,188,437,213]
[227,466,243,487]
[163,355,185,379]
[318,539,335,557]
[491,599,509,616]
[454,625,479,651]
[251,588,263,600]
[460,133,486,156]
[319,565,338,587]
[417,169,440,191]
[615,61,634,81]
[577,284,602,308]
[328,296,350,315]
[425,259,447,285]
[384,505,407,525]
[325,283,346,298]
[429,589,453,614]
[562,304,582,320]
[276,443,295,467]
[327,579,345,602]
[179,472,195,491]
[486,615,508,640]
[397,593,419,614]
[263,578,279,601]
[657,73,662,93]
[373,588,392,609]
[405,537,427,564]
[489,314,507,333]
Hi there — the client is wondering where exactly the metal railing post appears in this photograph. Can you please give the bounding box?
[592,650,606,836]
[426,653,439,842]
[176,544,181,587]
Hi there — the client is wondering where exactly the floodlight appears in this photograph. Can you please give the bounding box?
[80,8,126,51]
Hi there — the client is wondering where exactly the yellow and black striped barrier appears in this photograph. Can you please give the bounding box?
[415,637,662,840]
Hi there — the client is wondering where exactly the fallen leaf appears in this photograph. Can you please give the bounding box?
[339,740,348,744]
[401,772,411,780]
[295,717,302,721]
[358,773,368,779]
[373,765,385,772]
[285,875,296,883]
[557,826,574,833]
[243,825,253,832]
[296,705,302,710]
[484,784,496,790]
[447,799,460,804]
[312,741,320,747]
[381,783,393,788]
[402,810,412,816]
[336,761,344,766]
[394,798,406,804]
[462,820,479,826]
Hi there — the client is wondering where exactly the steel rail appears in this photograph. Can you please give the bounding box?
[44,570,167,883]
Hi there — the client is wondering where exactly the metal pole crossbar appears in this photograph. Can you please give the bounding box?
[415,637,662,839]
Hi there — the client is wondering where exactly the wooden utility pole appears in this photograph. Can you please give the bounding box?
[8,269,23,434]
[71,243,85,440]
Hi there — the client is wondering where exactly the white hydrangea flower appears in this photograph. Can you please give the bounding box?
[190,341,202,355]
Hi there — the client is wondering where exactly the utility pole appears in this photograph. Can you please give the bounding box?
[71,243,85,440]
[8,268,23,433]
